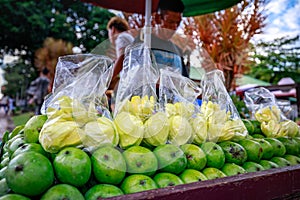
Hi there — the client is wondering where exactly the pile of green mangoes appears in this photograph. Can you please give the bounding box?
[1,113,300,200]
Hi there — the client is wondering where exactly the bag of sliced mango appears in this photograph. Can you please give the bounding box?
[200,70,248,143]
[39,54,117,153]
[158,68,202,146]
[244,87,299,138]
[113,43,160,149]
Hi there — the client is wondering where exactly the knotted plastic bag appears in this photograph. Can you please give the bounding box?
[200,70,248,142]
[244,87,299,138]
[39,54,118,153]
[159,68,202,146]
[113,43,160,149]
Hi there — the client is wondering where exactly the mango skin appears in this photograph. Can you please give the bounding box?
[238,139,263,163]
[242,161,265,173]
[201,142,225,169]
[264,138,286,157]
[218,141,247,165]
[221,163,247,176]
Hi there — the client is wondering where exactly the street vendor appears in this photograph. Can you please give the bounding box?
[135,0,189,77]
[27,67,50,115]
[111,0,189,82]
[106,16,134,111]
[107,16,134,90]
[109,0,189,112]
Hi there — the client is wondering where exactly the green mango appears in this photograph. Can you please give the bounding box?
[23,115,47,143]
[0,167,7,179]
[238,139,263,162]
[0,157,9,169]
[221,163,246,176]
[8,137,26,157]
[200,142,225,169]
[242,119,255,135]
[218,141,247,165]
[253,138,273,160]
[180,144,207,171]
[85,184,124,200]
[0,194,30,200]
[242,161,264,173]
[259,160,279,170]
[283,154,300,166]
[270,157,291,168]
[8,125,25,140]
[202,167,226,180]
[179,169,207,184]
[120,174,157,194]
[264,138,286,157]
[277,137,299,156]
[153,172,183,188]
[0,178,10,196]
[251,120,262,134]
[11,143,49,159]
[252,134,265,139]
[292,137,300,153]
[40,184,84,200]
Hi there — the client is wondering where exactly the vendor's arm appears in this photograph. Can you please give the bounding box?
[112,53,124,80]
[109,53,125,90]
[112,33,132,79]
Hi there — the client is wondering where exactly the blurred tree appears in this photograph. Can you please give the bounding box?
[0,0,113,66]
[183,0,267,90]
[2,37,73,102]
[35,37,73,90]
[248,35,300,84]
[3,60,36,100]
[0,0,114,99]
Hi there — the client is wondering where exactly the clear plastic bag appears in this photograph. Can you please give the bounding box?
[200,70,248,142]
[159,68,202,146]
[277,99,297,121]
[113,43,160,149]
[39,54,118,153]
[244,87,299,138]
[114,43,159,117]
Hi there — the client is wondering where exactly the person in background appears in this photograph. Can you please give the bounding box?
[8,96,15,115]
[0,94,9,115]
[28,67,50,115]
[106,16,134,111]
[133,0,188,77]
[107,16,134,89]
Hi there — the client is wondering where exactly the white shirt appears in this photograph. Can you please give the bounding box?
[115,32,134,57]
